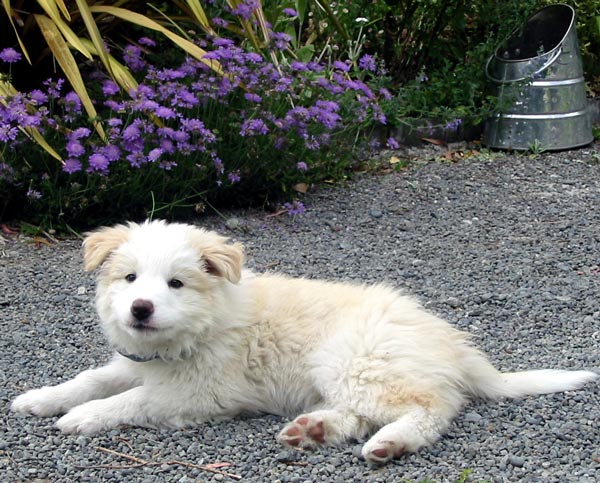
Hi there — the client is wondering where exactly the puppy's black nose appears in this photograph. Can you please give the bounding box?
[131,299,154,321]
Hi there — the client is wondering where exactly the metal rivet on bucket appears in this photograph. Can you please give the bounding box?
[483,3,593,151]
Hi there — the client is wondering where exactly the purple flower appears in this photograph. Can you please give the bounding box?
[154,106,177,119]
[212,17,229,28]
[228,171,241,183]
[181,118,205,132]
[63,158,82,174]
[290,61,308,72]
[147,148,163,162]
[333,61,350,72]
[123,45,146,71]
[212,38,235,48]
[123,124,141,141]
[386,137,400,149]
[159,160,177,170]
[29,90,48,104]
[138,37,156,47]
[70,127,91,140]
[102,80,120,96]
[379,88,392,100]
[244,52,263,64]
[284,200,305,216]
[282,8,298,16]
[270,32,292,50]
[296,161,308,171]
[88,153,109,172]
[26,188,42,200]
[105,100,125,111]
[445,118,463,130]
[62,91,82,117]
[358,54,377,72]
[101,144,121,162]
[240,118,269,136]
[231,0,258,20]
[0,47,22,63]
[0,125,18,142]
[43,78,64,98]
[66,140,85,157]
[107,118,123,127]
[244,92,262,103]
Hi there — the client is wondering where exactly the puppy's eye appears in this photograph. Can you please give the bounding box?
[168,279,184,289]
[125,274,137,283]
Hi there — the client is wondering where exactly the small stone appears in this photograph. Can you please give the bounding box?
[444,297,462,308]
[351,444,364,459]
[77,286,86,295]
[464,411,482,423]
[225,218,241,230]
[369,208,383,218]
[508,455,525,467]
[275,450,293,462]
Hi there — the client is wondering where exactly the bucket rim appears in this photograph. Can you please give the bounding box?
[492,3,575,64]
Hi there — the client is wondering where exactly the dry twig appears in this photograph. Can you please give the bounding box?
[81,446,243,480]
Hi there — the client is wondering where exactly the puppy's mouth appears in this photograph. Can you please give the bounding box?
[129,320,159,332]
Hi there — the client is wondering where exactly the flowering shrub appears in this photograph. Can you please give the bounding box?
[0,34,388,227]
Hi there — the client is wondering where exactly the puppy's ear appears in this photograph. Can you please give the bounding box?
[83,224,132,271]
[189,229,245,283]
[203,241,245,283]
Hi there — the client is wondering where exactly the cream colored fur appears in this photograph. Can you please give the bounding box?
[11,220,598,465]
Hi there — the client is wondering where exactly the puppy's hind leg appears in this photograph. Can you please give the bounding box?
[361,405,454,465]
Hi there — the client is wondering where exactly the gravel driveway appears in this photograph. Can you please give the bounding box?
[1,145,599,483]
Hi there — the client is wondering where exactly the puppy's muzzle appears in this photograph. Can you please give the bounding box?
[131,299,155,323]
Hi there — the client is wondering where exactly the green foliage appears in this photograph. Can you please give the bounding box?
[2,0,599,230]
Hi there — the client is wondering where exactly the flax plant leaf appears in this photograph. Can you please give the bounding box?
[89,5,224,76]
[2,0,31,63]
[74,0,114,78]
[37,0,93,60]
[34,14,105,141]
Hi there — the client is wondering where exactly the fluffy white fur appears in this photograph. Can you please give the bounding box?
[11,220,598,465]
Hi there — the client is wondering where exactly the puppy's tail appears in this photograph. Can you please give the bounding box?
[461,348,598,400]
[472,369,598,400]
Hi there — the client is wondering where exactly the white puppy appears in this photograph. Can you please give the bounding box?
[11,220,598,464]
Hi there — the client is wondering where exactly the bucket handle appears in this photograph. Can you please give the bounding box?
[485,46,562,83]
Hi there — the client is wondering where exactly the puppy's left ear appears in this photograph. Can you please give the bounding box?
[203,241,245,284]
[189,229,245,283]
[83,223,132,271]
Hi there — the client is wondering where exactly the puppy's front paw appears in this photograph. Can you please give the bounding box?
[56,402,115,435]
[11,388,68,417]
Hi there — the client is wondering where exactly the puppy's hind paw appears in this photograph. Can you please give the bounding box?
[361,439,405,465]
[277,415,327,449]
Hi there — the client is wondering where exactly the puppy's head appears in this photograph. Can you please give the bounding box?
[83,220,245,359]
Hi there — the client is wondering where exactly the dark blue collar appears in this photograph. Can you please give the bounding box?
[117,349,161,362]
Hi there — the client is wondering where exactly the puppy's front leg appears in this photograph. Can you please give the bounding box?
[11,358,140,417]
[55,385,212,435]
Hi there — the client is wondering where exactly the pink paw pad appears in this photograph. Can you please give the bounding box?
[363,440,405,465]
[278,415,327,448]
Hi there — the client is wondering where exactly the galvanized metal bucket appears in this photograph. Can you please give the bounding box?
[483,4,593,150]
